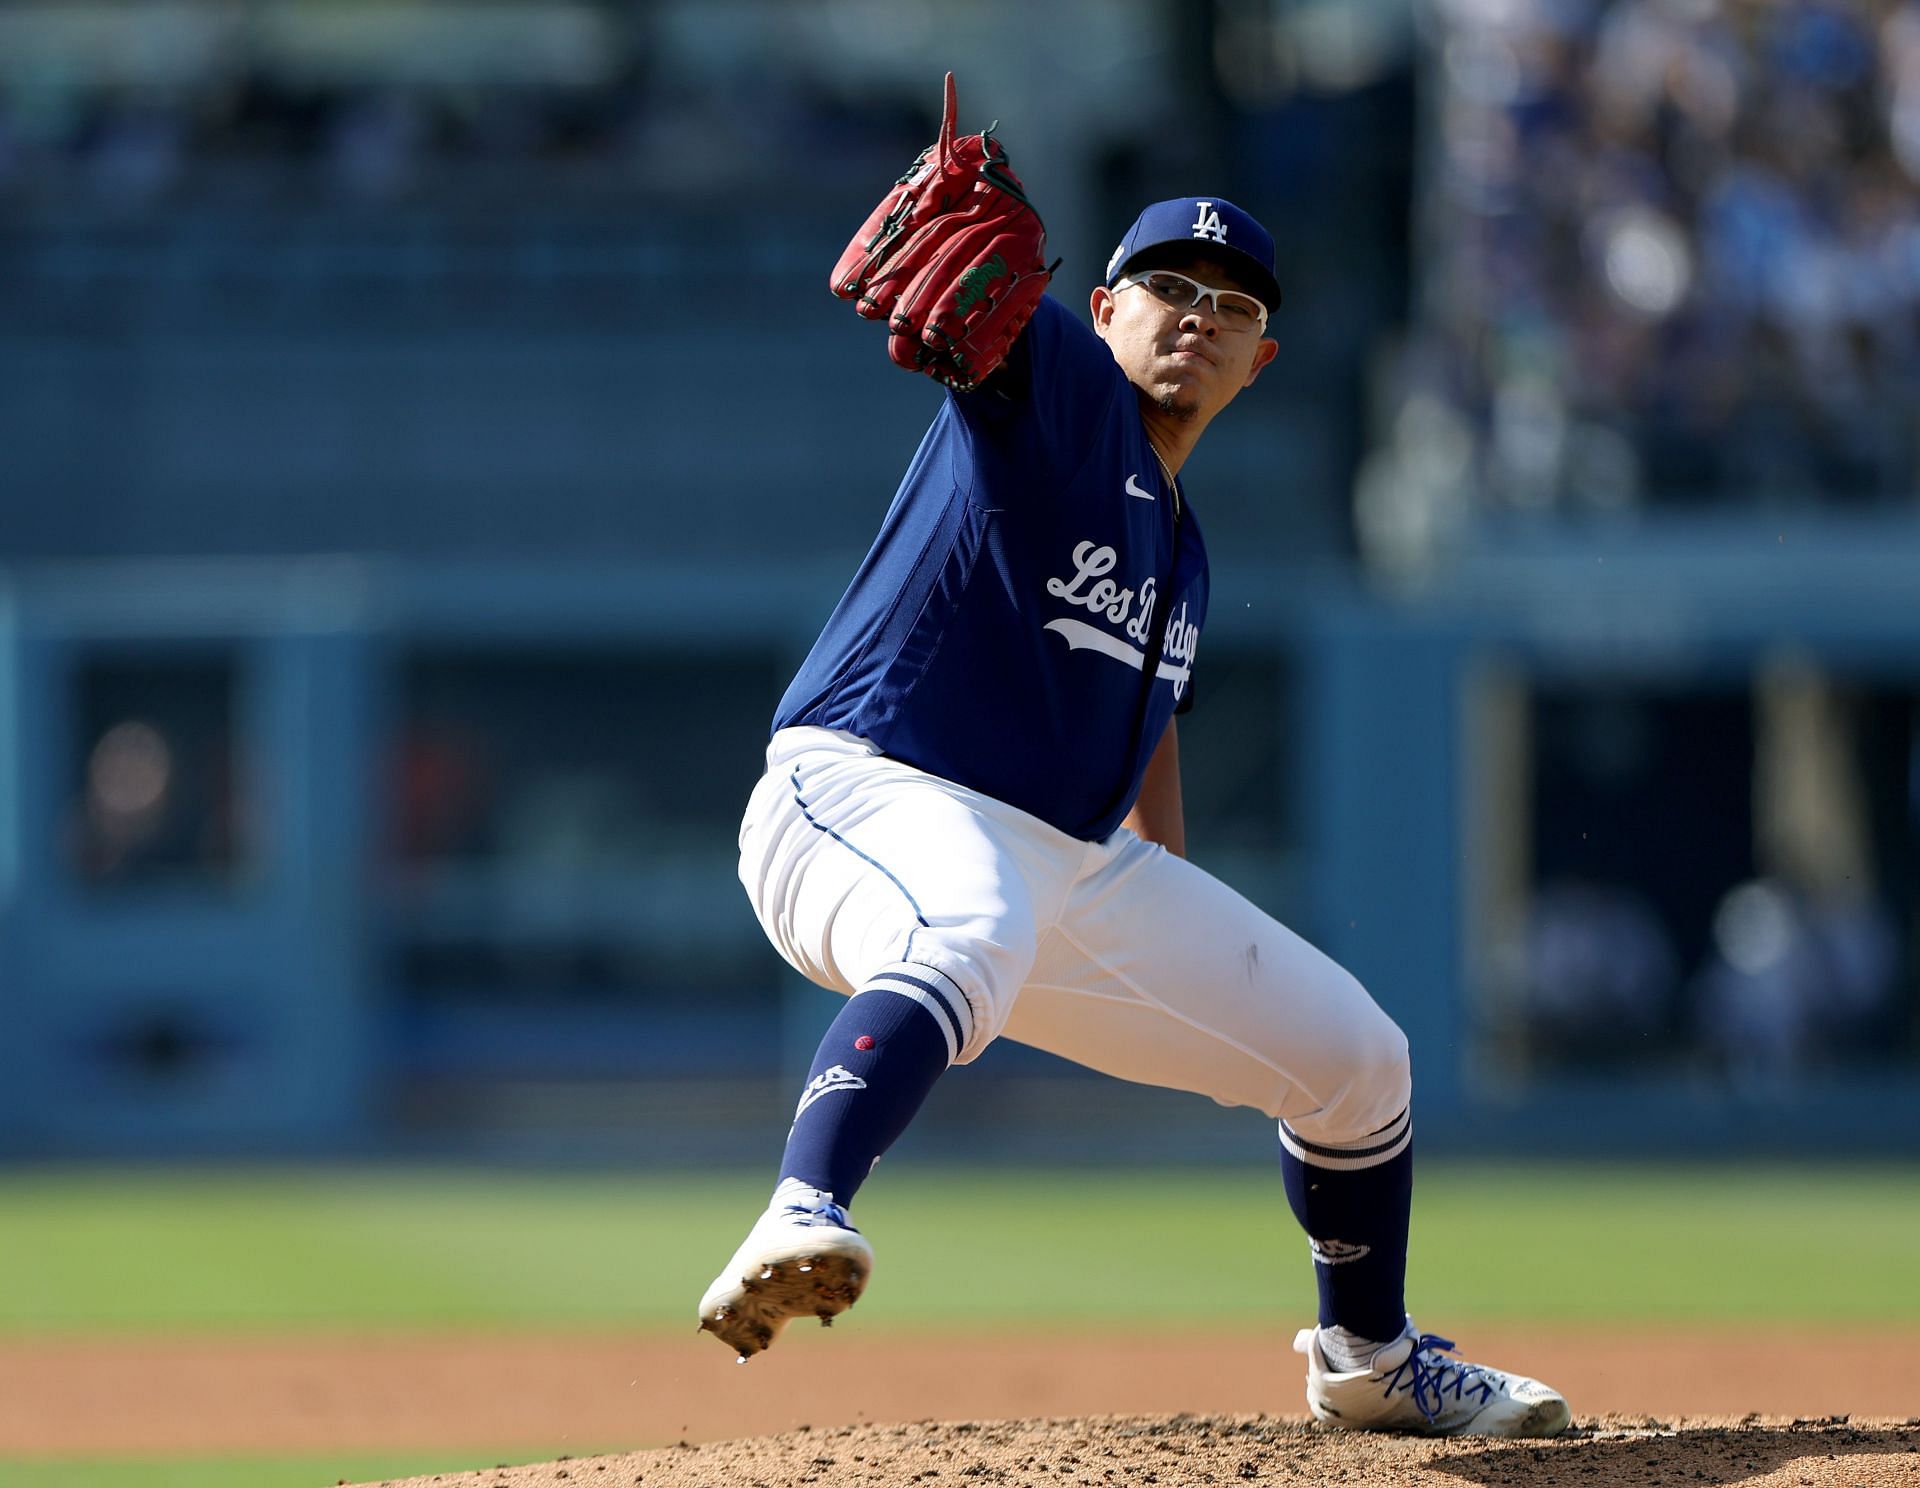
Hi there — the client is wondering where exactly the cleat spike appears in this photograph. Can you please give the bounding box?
[695,1189,873,1367]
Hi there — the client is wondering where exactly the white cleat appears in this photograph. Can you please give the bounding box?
[696,1180,873,1361]
[1293,1318,1571,1437]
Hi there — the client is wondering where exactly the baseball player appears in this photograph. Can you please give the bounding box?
[698,77,1570,1437]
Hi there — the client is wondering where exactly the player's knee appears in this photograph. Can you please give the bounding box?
[854,962,977,1066]
[1349,1013,1412,1132]
[1307,988,1411,1142]
[912,903,1041,1050]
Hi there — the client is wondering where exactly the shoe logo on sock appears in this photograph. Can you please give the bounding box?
[794,1063,868,1120]
[1309,1237,1372,1266]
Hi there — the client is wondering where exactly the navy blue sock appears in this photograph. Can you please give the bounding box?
[1278,1108,1414,1343]
[777,982,954,1206]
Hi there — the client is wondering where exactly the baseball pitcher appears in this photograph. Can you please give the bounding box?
[697,75,1569,1437]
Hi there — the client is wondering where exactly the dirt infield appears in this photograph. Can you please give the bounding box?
[7,1339,1911,1487]
[5,1324,1918,1470]
[363,1416,1920,1488]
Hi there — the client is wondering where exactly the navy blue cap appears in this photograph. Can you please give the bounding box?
[1103,196,1281,312]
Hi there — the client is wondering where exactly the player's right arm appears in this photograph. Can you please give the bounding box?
[1119,718,1186,858]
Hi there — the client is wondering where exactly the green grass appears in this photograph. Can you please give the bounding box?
[9,1451,548,1488]
[1,1162,1915,1334]
[4,1165,1914,1486]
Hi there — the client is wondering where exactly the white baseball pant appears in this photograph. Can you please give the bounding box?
[738,726,1409,1149]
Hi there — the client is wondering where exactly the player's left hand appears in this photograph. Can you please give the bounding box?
[829,72,1052,391]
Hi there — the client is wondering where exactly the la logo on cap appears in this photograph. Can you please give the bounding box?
[1191,202,1228,243]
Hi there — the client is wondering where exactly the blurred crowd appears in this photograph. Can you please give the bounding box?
[1507,875,1903,1086]
[1363,0,1920,554]
[0,73,637,205]
[0,69,932,209]
[1494,671,1913,1085]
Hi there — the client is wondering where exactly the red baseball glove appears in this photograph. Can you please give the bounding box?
[830,73,1051,391]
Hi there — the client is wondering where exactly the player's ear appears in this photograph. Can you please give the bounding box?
[1241,336,1279,388]
[1089,284,1115,337]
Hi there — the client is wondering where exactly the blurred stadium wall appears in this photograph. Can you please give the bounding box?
[0,0,1915,1161]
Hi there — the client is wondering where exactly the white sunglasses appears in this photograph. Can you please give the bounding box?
[1114,268,1269,332]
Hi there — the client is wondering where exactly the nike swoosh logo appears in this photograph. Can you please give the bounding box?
[1125,474,1155,501]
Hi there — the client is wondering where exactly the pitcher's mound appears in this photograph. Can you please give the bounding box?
[351,1413,1919,1487]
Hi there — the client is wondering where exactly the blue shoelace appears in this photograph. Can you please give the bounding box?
[785,1198,856,1230]
[1381,1334,1500,1423]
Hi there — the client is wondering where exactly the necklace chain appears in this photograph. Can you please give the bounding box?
[1150,444,1182,521]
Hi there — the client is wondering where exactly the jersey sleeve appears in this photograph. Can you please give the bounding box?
[948,294,1126,462]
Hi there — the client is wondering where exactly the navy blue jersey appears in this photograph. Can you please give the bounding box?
[774,295,1208,842]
